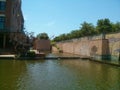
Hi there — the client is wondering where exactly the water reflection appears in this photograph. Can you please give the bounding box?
[0,59,120,90]
[0,60,27,90]
[59,60,120,90]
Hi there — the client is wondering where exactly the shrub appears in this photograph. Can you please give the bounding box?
[27,51,36,57]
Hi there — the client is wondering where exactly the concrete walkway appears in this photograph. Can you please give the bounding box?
[0,55,16,59]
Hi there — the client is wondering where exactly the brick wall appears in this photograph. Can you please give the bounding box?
[52,33,120,60]
[53,39,109,56]
[33,39,51,52]
[106,32,120,60]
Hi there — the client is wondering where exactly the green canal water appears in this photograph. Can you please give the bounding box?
[0,54,120,90]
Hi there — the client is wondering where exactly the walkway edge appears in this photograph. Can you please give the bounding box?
[0,55,16,59]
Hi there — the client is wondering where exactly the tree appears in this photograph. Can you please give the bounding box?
[96,18,112,34]
[37,33,49,40]
[53,19,120,42]
[80,22,95,36]
[70,30,81,38]
[112,22,120,32]
[53,36,61,42]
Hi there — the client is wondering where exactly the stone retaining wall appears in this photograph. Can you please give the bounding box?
[52,32,120,61]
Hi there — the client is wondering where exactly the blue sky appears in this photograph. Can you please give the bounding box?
[22,0,120,38]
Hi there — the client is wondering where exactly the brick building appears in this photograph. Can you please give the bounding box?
[33,39,51,52]
[0,0,26,49]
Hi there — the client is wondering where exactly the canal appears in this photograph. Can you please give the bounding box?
[0,54,120,90]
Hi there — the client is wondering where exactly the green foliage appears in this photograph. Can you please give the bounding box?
[37,32,49,40]
[27,51,36,57]
[96,18,112,33]
[70,30,81,38]
[51,41,56,46]
[80,22,95,36]
[53,22,95,42]
[112,22,120,32]
[53,18,120,42]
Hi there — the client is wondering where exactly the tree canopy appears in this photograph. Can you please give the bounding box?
[96,19,112,34]
[53,18,120,42]
[37,33,49,40]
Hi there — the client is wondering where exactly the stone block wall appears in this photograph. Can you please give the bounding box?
[106,33,120,55]
[106,32,120,60]
[53,39,108,56]
[52,32,120,61]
